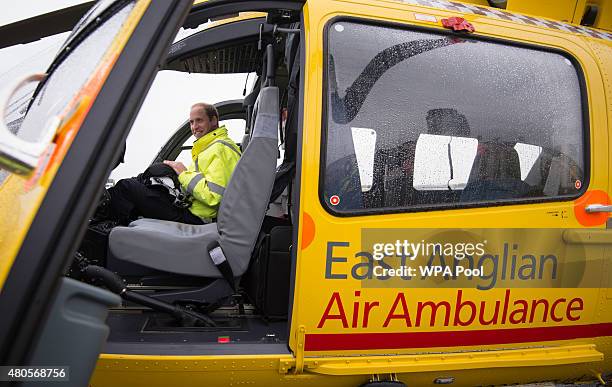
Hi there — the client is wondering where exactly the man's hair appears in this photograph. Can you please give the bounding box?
[191,103,219,126]
[426,108,470,137]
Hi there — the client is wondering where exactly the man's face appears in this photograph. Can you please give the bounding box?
[189,106,215,139]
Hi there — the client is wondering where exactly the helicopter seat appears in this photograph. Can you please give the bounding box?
[460,142,530,202]
[108,86,280,293]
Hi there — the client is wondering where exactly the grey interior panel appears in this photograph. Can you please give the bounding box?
[25,278,119,387]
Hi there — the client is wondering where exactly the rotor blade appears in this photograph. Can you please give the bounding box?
[0,2,95,49]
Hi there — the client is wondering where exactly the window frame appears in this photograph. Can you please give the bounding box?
[318,16,590,217]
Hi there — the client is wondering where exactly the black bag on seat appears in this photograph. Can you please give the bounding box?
[245,226,292,320]
[138,162,191,209]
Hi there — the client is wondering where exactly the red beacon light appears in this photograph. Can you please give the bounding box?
[441,16,475,32]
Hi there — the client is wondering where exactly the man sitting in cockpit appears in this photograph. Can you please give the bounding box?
[100,102,241,225]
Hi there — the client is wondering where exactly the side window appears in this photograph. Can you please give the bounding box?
[323,21,585,213]
[175,118,246,165]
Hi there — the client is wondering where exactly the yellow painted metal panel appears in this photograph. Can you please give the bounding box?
[306,345,603,375]
[507,0,578,22]
[594,0,612,31]
[89,348,607,386]
[572,0,612,31]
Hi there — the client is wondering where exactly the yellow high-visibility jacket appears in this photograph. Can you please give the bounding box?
[178,126,241,221]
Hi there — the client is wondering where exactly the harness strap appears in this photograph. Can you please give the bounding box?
[149,177,191,209]
[209,244,236,291]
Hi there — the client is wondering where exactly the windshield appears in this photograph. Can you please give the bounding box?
[60,0,119,52]
[1,33,70,133]
[0,0,137,188]
[27,0,131,110]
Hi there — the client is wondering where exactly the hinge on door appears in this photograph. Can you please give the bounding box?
[278,325,305,374]
[293,325,306,374]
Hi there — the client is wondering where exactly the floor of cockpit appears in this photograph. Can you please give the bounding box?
[103,308,290,355]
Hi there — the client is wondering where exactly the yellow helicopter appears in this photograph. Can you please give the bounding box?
[0,0,610,386]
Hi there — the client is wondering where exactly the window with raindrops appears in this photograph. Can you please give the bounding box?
[322,20,585,214]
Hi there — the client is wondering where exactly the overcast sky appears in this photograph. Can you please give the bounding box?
[1,1,253,180]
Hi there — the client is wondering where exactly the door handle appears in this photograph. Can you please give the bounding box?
[563,229,612,244]
[585,204,612,213]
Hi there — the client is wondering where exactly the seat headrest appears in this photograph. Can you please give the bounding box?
[251,87,279,139]
[469,142,521,182]
[426,108,470,137]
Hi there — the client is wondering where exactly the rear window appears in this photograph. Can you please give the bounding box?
[322,21,585,214]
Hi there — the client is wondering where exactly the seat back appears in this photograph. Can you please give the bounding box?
[269,28,300,216]
[461,142,527,202]
[241,87,259,151]
[216,86,279,276]
[468,142,521,182]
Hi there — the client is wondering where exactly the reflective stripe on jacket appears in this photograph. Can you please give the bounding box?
[178,126,241,220]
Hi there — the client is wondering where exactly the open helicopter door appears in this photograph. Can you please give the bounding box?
[0,0,193,385]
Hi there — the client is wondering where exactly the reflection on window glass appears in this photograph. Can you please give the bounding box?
[323,21,584,213]
[514,142,543,180]
[5,88,32,135]
[413,134,478,191]
[62,0,118,48]
[1,32,71,133]
[351,127,376,192]
[18,2,136,143]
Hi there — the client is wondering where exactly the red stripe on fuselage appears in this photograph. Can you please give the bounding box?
[304,323,612,351]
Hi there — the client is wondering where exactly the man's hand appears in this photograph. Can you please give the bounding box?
[163,160,187,175]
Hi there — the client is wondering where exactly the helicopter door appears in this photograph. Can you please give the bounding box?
[290,3,609,368]
[0,1,192,384]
